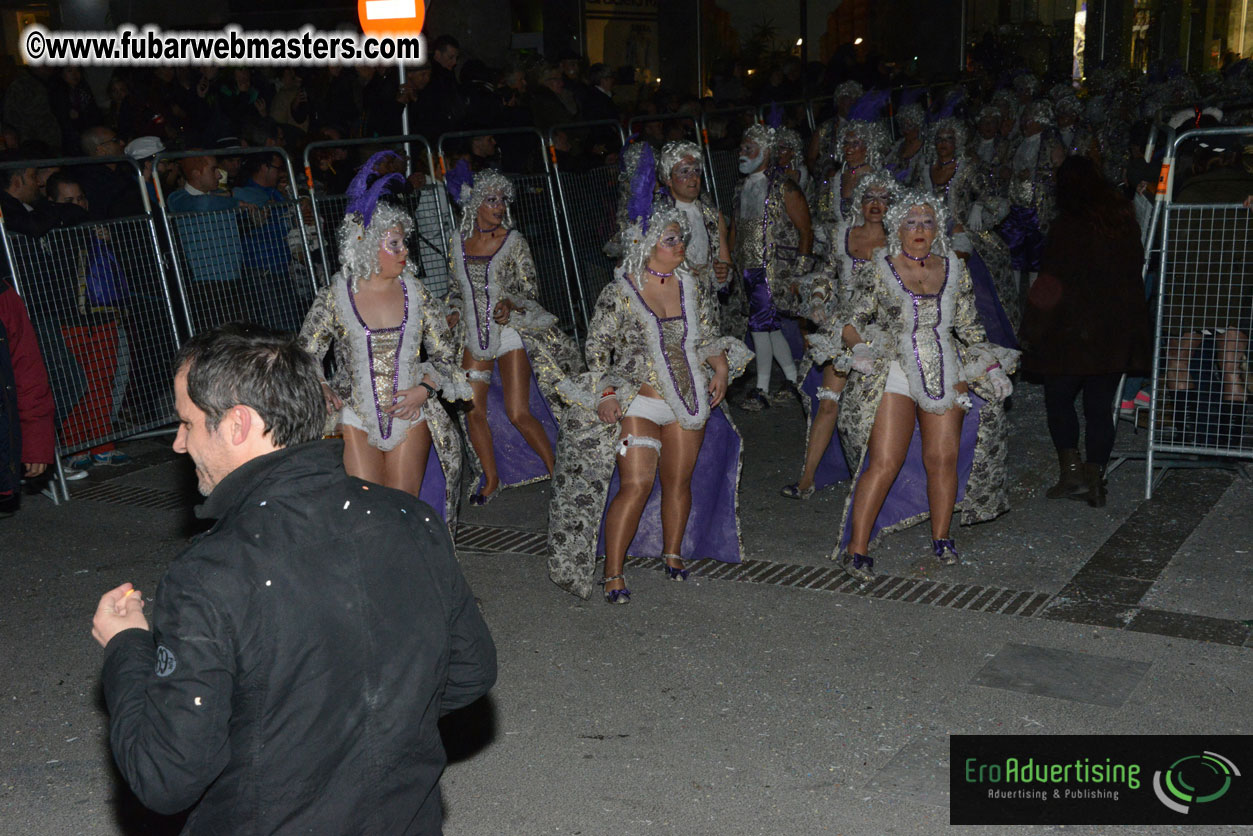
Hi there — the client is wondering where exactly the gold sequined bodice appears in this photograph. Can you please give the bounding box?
[658,316,696,410]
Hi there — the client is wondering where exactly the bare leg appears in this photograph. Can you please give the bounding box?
[462,348,499,497]
[342,426,386,486]
[381,417,434,498]
[658,420,706,569]
[499,348,556,474]
[601,416,662,594]
[846,393,916,555]
[917,401,966,540]
[798,366,847,491]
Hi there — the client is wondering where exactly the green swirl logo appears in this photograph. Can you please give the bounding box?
[1153,752,1240,814]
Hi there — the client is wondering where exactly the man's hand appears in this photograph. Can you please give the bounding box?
[93,583,149,648]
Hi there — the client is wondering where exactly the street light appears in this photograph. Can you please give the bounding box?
[796,38,803,46]
[854,37,864,45]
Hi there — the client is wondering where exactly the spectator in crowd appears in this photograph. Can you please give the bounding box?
[424,34,465,138]
[362,64,405,138]
[50,68,103,159]
[0,274,56,513]
[581,63,619,122]
[0,154,87,478]
[43,172,132,469]
[306,127,354,195]
[3,66,61,154]
[219,68,268,134]
[167,155,248,331]
[233,151,301,332]
[308,65,359,141]
[530,63,579,131]
[270,68,311,137]
[77,126,144,220]
[92,323,496,833]
[558,49,590,110]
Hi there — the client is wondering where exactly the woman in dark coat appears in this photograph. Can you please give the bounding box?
[1020,156,1151,506]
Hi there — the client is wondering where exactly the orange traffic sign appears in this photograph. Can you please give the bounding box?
[357,0,425,37]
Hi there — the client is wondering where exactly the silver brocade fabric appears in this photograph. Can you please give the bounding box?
[464,257,493,352]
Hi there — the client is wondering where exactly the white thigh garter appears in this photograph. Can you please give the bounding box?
[617,434,663,457]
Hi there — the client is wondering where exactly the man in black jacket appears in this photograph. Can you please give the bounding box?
[91,323,497,835]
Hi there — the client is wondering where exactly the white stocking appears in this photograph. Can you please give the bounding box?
[751,331,773,391]
[769,329,798,384]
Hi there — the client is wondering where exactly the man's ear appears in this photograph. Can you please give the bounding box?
[228,404,253,446]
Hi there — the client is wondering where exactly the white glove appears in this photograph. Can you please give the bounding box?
[951,231,974,254]
[987,367,1013,400]
[966,203,985,233]
[851,342,875,375]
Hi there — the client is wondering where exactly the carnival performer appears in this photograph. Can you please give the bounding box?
[547,205,753,603]
[834,190,1018,580]
[1055,95,1100,165]
[443,163,584,505]
[781,172,899,499]
[807,79,864,180]
[1002,100,1065,292]
[913,118,1019,345]
[731,122,815,410]
[298,152,471,524]
[972,105,1011,182]
[886,102,926,184]
[653,139,744,338]
[821,92,891,225]
[775,126,811,193]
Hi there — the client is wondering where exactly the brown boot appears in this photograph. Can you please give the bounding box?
[1046,448,1085,499]
[1082,463,1107,508]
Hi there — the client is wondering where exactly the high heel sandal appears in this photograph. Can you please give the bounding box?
[662,554,689,581]
[469,486,497,507]
[599,574,631,604]
[932,538,959,566]
[841,551,875,582]
[780,482,815,500]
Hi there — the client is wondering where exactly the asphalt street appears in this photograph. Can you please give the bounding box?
[1,382,1249,835]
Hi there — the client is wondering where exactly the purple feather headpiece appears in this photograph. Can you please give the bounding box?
[848,89,890,122]
[626,141,656,232]
[445,158,474,205]
[345,150,404,227]
[766,102,784,129]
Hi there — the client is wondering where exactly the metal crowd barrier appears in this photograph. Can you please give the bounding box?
[152,147,317,338]
[1145,127,1253,497]
[547,120,626,325]
[302,134,451,297]
[755,99,813,134]
[438,126,582,342]
[0,154,181,503]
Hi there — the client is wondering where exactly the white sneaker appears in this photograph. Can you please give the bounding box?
[62,466,88,481]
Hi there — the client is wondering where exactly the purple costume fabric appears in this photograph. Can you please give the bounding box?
[800,366,852,490]
[965,250,1019,349]
[595,407,742,563]
[417,445,449,523]
[742,267,781,331]
[474,356,560,491]
[998,205,1044,271]
[838,393,984,551]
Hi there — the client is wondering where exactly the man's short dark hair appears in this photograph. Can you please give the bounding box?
[430,34,459,54]
[174,322,324,448]
[45,171,82,200]
[240,151,283,183]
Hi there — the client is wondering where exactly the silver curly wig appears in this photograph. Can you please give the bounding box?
[836,120,889,169]
[741,123,777,158]
[1012,73,1039,97]
[923,117,968,165]
[1024,99,1054,128]
[883,188,953,257]
[457,168,516,239]
[658,140,703,185]
[337,200,415,288]
[1054,95,1084,118]
[620,205,691,284]
[835,80,865,102]
[896,102,926,133]
[850,170,901,224]
[774,127,804,159]
[976,104,1001,126]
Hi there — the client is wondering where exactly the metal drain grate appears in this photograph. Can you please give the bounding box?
[624,555,1053,617]
[71,482,188,511]
[455,524,548,555]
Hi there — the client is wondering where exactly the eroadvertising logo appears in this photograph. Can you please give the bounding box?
[950,735,1251,825]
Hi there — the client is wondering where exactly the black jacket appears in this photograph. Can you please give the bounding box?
[101,441,497,834]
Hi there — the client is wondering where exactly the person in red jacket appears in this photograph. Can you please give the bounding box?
[0,277,55,514]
